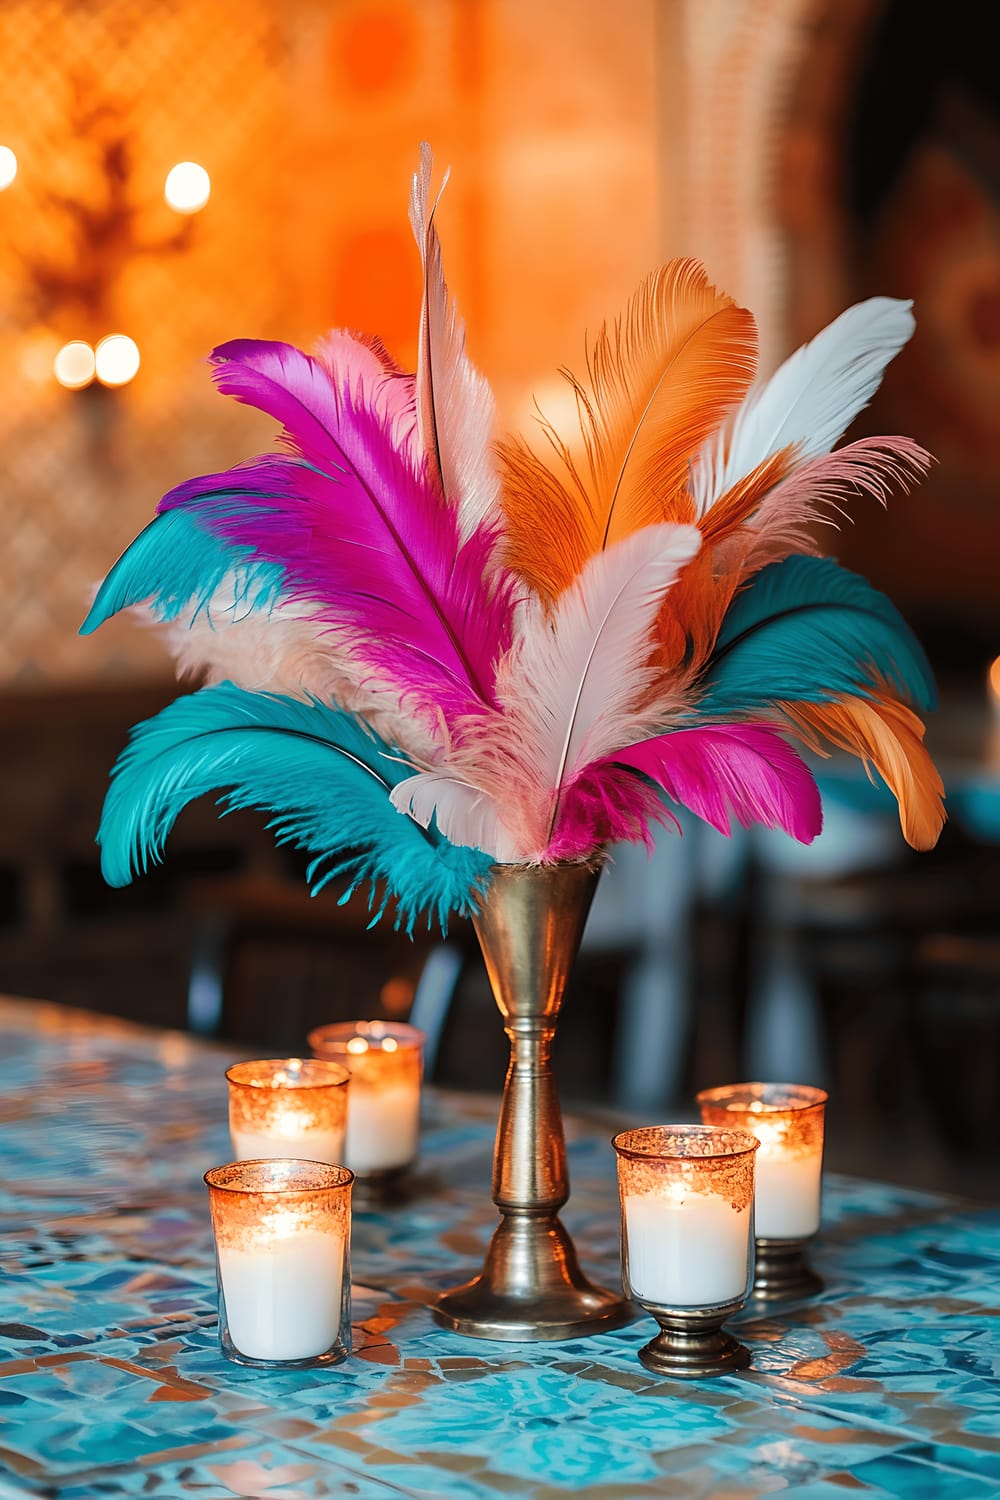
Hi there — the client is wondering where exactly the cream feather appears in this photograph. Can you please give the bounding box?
[408,143,501,540]
[158,582,440,762]
[391,523,702,858]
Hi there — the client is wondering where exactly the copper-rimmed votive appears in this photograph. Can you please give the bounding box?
[697,1082,828,1302]
[612,1125,759,1378]
[205,1158,353,1367]
[308,1022,424,1191]
[226,1058,350,1166]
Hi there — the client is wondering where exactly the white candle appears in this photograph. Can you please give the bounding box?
[219,1226,344,1362]
[343,1081,420,1173]
[625,1188,751,1307]
[754,1142,822,1238]
[309,1023,424,1176]
[230,1120,345,1167]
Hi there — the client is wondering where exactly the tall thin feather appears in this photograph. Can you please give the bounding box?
[409,143,501,539]
[499,261,756,599]
[691,297,915,516]
[98,684,492,933]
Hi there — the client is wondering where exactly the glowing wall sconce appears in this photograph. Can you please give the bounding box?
[164,161,211,215]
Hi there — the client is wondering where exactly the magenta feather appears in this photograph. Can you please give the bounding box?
[162,340,517,726]
[611,724,823,842]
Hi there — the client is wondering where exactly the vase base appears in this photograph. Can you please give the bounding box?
[433,1276,630,1342]
[432,1209,630,1341]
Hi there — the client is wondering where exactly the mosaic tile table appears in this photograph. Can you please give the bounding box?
[0,996,997,1499]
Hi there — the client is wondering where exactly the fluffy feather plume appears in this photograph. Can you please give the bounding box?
[392,524,701,858]
[162,340,517,728]
[612,724,822,842]
[691,297,916,518]
[701,555,936,720]
[80,508,285,634]
[499,260,757,599]
[409,143,501,539]
[99,684,492,932]
[780,692,945,851]
[82,146,945,934]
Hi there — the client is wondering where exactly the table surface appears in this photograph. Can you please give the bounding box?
[0,997,997,1500]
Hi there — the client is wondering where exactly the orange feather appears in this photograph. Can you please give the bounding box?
[499,259,757,601]
[781,692,946,850]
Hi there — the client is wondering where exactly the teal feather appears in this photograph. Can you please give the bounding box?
[701,556,936,719]
[98,683,493,934]
[80,511,285,635]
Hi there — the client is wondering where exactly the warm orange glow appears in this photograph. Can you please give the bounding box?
[345,1037,369,1056]
[164,160,211,214]
[95,335,140,387]
[0,146,16,190]
[989,656,1000,703]
[53,340,96,390]
[381,1036,398,1054]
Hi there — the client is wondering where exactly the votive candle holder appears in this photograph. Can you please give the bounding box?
[227,1057,350,1165]
[205,1158,353,1368]
[697,1082,827,1301]
[308,1021,424,1194]
[612,1124,759,1378]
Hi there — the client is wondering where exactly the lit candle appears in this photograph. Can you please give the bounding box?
[226,1058,349,1166]
[697,1083,827,1240]
[614,1126,758,1307]
[625,1184,751,1306]
[308,1022,424,1176]
[204,1159,353,1366]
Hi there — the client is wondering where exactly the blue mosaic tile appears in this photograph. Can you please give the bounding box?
[0,997,997,1498]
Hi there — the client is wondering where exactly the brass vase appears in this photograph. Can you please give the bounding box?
[432,860,630,1340]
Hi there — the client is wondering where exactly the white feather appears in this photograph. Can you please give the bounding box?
[390,772,519,862]
[690,298,916,516]
[157,580,440,761]
[501,523,701,794]
[409,143,501,541]
[387,523,702,858]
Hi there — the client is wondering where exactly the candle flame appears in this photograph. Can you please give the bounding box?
[346,1037,369,1055]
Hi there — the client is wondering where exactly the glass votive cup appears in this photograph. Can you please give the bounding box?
[612,1124,759,1378]
[308,1021,424,1194]
[226,1058,350,1165]
[697,1082,828,1302]
[205,1158,353,1368]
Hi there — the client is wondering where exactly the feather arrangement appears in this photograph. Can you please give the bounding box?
[83,146,945,932]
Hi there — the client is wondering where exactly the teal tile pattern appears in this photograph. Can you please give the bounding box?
[0,997,997,1498]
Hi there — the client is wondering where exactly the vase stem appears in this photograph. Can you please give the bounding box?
[432,861,631,1341]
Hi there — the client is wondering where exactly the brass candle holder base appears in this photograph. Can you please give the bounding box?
[433,1213,629,1341]
[350,1166,411,1212]
[637,1300,751,1379]
[752,1237,823,1302]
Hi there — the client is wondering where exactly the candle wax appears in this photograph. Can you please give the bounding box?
[218,1228,343,1361]
[230,1124,345,1167]
[345,1082,419,1173]
[625,1190,750,1307]
[754,1149,822,1238]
